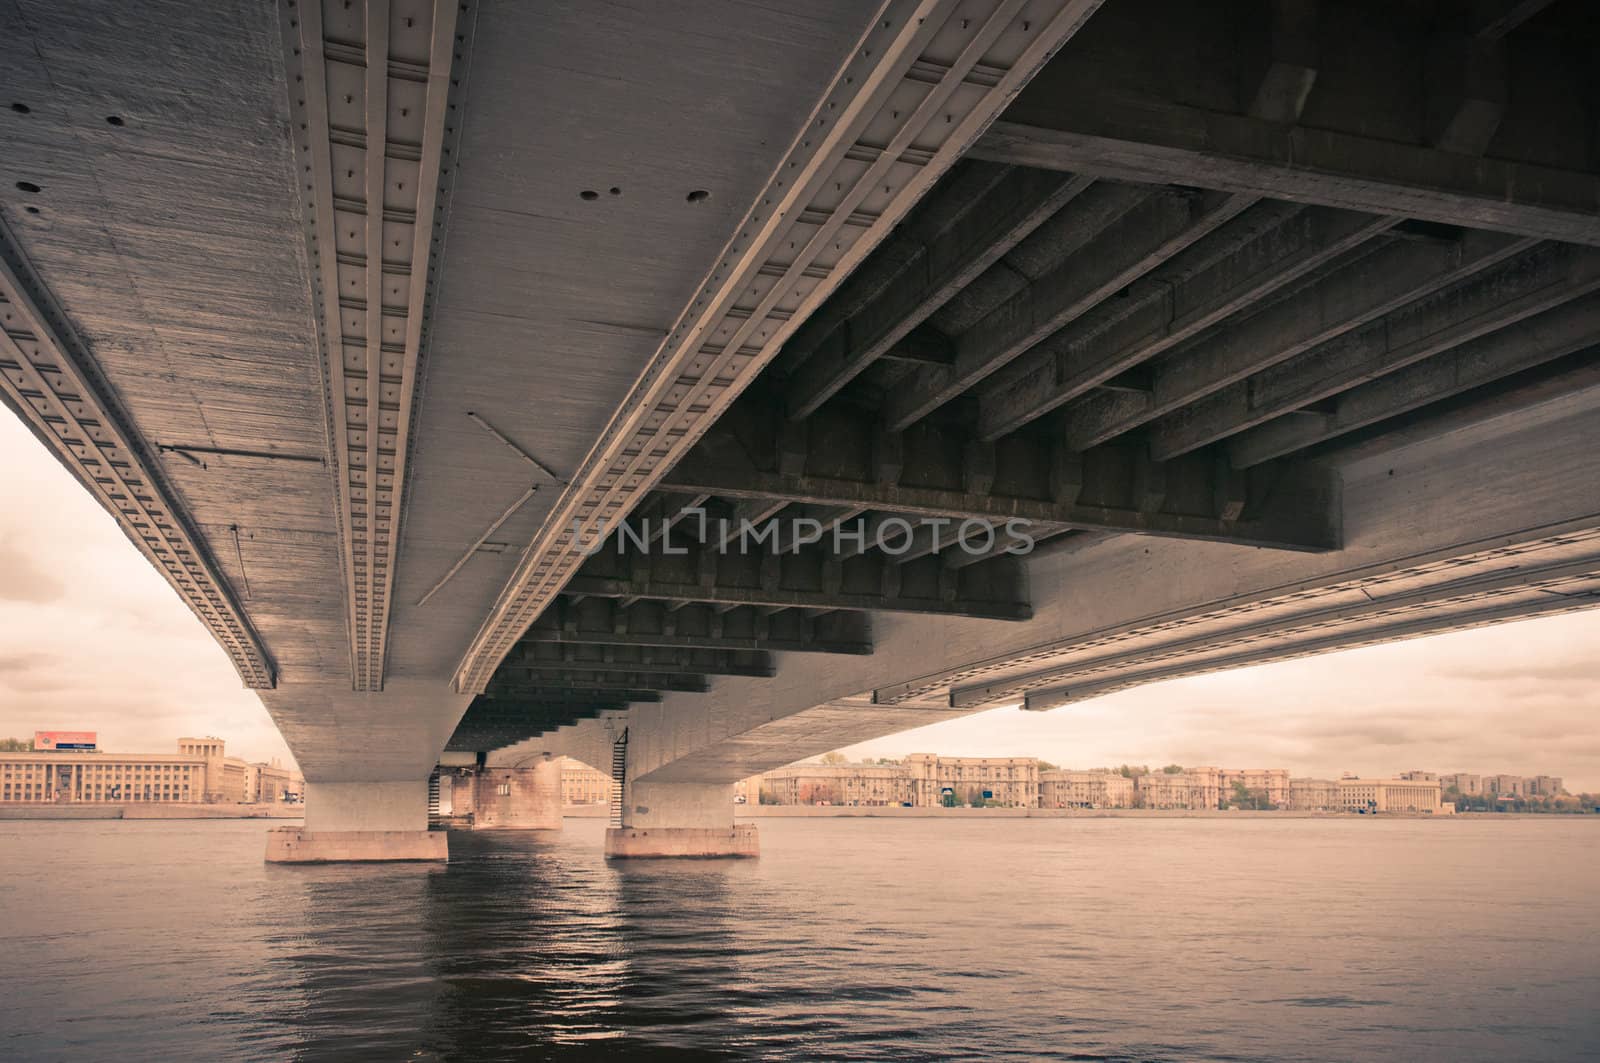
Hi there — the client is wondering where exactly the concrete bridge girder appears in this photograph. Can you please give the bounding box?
[499,381,1600,793]
[485,0,1600,805]
[339,0,1600,851]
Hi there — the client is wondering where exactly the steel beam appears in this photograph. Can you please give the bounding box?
[1149,248,1600,460]
[975,204,1394,440]
[785,167,1093,418]
[663,410,1340,551]
[490,673,712,694]
[561,570,1032,621]
[880,187,1250,430]
[973,110,1600,246]
[1229,314,1600,467]
[1061,229,1533,451]
[503,647,774,679]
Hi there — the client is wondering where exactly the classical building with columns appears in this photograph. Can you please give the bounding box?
[760,763,912,806]
[1288,778,1341,811]
[903,755,1041,807]
[1039,770,1134,808]
[1336,777,1444,813]
[0,737,298,805]
[1218,768,1291,807]
[559,756,611,805]
[1135,769,1222,810]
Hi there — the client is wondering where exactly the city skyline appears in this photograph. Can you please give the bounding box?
[799,750,1575,788]
[4,411,1598,789]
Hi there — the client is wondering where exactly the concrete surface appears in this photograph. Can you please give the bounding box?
[604,824,760,859]
[264,826,448,863]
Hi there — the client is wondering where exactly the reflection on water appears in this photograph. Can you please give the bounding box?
[1,816,1597,1061]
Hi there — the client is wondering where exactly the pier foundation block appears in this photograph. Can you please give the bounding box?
[604,824,759,858]
[265,827,447,862]
[266,778,445,862]
[607,781,758,858]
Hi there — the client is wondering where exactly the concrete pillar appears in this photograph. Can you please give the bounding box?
[605,781,758,859]
[467,759,561,831]
[265,779,446,863]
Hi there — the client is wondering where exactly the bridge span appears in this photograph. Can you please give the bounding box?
[3,0,1597,859]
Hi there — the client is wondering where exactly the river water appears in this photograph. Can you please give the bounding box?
[0,815,1595,1061]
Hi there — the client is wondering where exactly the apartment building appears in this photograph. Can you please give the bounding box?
[1135,768,1221,810]
[761,763,911,806]
[1218,768,1290,807]
[1040,770,1134,808]
[903,754,1040,807]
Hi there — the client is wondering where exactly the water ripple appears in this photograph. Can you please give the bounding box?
[0,816,1597,1061]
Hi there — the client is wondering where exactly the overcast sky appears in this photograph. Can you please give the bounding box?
[2,412,1597,789]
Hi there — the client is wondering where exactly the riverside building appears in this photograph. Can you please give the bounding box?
[1217,767,1290,807]
[748,758,1461,814]
[903,754,1040,807]
[559,756,612,805]
[1134,768,1221,809]
[1286,777,1444,812]
[1336,777,1444,813]
[760,763,912,806]
[1288,778,1341,810]
[1039,770,1134,808]
[0,735,300,805]
[1439,772,1564,797]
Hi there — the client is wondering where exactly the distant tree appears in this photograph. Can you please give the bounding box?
[758,788,779,806]
[820,751,849,766]
[1228,780,1271,810]
[967,786,986,808]
[875,757,901,766]
[798,782,841,805]
[1036,760,1059,772]
[0,737,30,752]
[1161,764,1185,774]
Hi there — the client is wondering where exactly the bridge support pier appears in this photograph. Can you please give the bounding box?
[605,781,759,859]
[265,780,447,863]
[465,758,562,831]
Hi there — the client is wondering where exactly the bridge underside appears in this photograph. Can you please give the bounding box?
[485,0,1600,802]
[3,0,1598,857]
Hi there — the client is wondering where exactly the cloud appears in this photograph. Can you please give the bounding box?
[0,536,65,604]
[0,416,295,768]
[1439,661,1600,684]
[0,650,54,675]
[841,609,1600,791]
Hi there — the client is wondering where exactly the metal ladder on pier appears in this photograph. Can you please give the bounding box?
[426,769,442,829]
[608,730,628,828]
